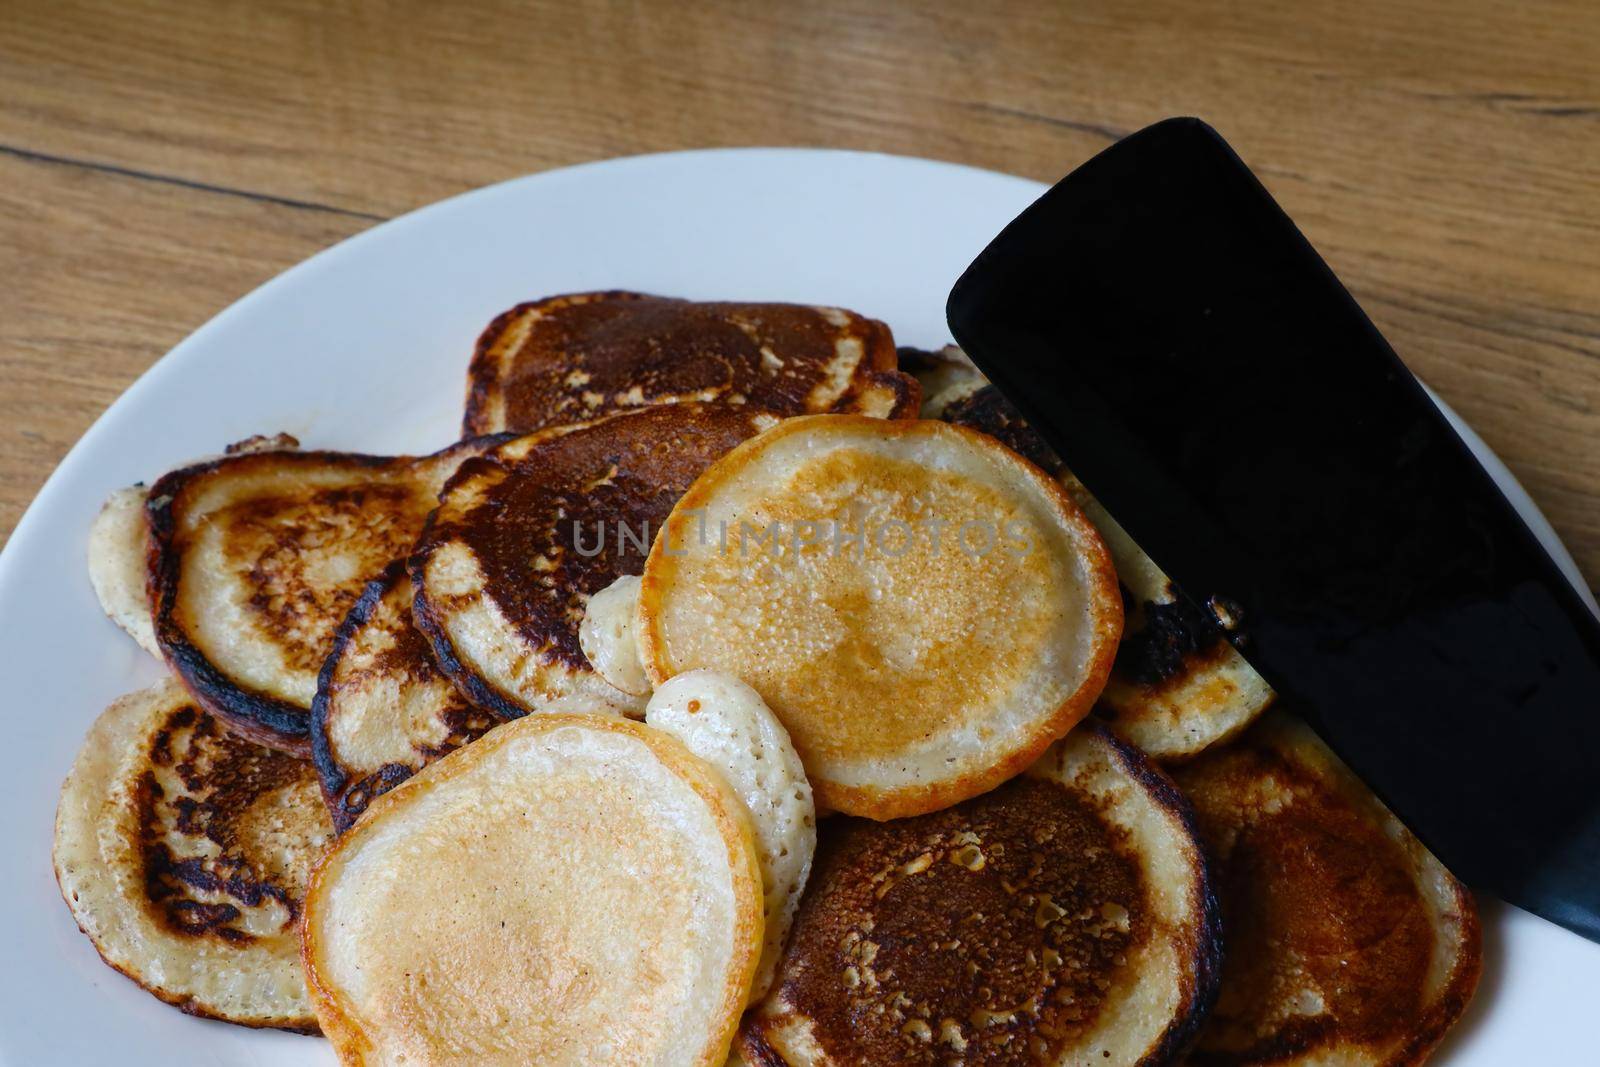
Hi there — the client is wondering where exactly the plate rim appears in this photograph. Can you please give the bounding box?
[4,145,1594,1063]
[5,147,1588,613]
[0,147,1041,573]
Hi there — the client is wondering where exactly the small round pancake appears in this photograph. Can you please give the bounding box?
[462,291,919,435]
[646,670,817,1002]
[88,483,161,658]
[1172,713,1481,1067]
[302,713,765,1067]
[637,415,1123,819]
[148,437,505,754]
[578,574,652,697]
[740,723,1221,1065]
[311,562,499,833]
[942,383,1275,761]
[53,678,333,1031]
[411,404,774,720]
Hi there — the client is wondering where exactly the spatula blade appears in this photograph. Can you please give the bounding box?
[947,117,1600,942]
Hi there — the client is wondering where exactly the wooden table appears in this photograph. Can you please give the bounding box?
[3,1,1596,590]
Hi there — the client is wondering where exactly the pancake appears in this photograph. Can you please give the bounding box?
[53,678,332,1031]
[311,561,499,833]
[147,436,503,755]
[1172,712,1481,1066]
[88,434,304,660]
[462,292,920,435]
[578,573,652,697]
[302,713,765,1066]
[740,723,1221,1066]
[897,344,986,419]
[942,383,1275,761]
[88,484,161,658]
[645,670,817,1002]
[411,403,773,720]
[637,414,1123,819]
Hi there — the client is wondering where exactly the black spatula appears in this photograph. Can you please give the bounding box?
[947,117,1600,943]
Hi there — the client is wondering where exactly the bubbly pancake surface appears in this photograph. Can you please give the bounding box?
[941,383,1275,761]
[412,404,772,719]
[1172,713,1480,1066]
[638,415,1122,818]
[462,291,918,435]
[741,724,1220,1066]
[311,562,497,832]
[53,679,332,1031]
[579,573,652,696]
[302,713,764,1067]
[645,670,817,1002]
[148,438,501,753]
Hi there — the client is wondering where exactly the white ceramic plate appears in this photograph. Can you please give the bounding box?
[3,149,1596,1065]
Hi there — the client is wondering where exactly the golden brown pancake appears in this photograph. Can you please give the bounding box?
[302,713,765,1066]
[310,561,498,832]
[942,383,1275,761]
[53,678,332,1031]
[741,724,1220,1065]
[637,414,1123,819]
[1171,712,1481,1066]
[147,437,505,755]
[462,291,920,435]
[411,403,774,719]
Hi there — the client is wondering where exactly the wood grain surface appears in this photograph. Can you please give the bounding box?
[2,0,1596,589]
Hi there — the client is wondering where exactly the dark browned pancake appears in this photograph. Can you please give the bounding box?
[1172,713,1481,1066]
[741,724,1220,1066]
[311,561,498,832]
[898,343,987,418]
[87,434,303,661]
[147,437,505,755]
[462,291,919,435]
[412,403,774,718]
[942,384,1274,761]
[54,679,332,1031]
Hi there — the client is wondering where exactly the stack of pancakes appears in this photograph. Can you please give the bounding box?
[58,293,1479,1065]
